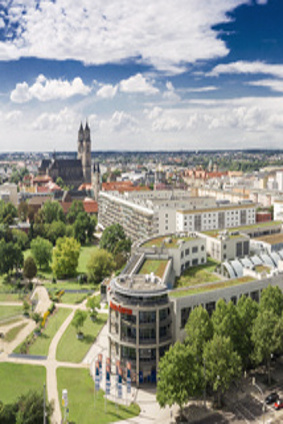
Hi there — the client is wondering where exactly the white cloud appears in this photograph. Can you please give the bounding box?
[186,86,218,93]
[209,61,283,78]
[119,74,159,95]
[0,0,251,73]
[106,111,138,132]
[32,107,78,132]
[248,79,283,93]
[10,75,91,103]
[96,84,118,99]
[163,81,180,101]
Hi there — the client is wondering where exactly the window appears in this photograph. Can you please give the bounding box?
[185,248,190,255]
[181,307,191,328]
[192,258,198,266]
[201,258,204,264]
[192,246,198,253]
[181,251,184,259]
[201,245,204,251]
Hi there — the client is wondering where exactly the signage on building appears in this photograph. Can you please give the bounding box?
[109,301,132,315]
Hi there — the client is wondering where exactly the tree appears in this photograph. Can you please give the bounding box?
[87,296,100,320]
[0,202,17,225]
[185,305,213,359]
[12,229,29,251]
[0,240,23,275]
[74,211,95,244]
[87,249,115,284]
[251,309,283,384]
[66,200,84,224]
[46,221,66,245]
[72,309,87,336]
[30,237,53,270]
[42,200,65,224]
[203,334,242,407]
[18,201,29,222]
[157,342,201,417]
[23,256,37,283]
[99,223,130,255]
[211,299,242,359]
[237,296,259,368]
[52,237,81,279]
[15,391,53,424]
[259,285,283,317]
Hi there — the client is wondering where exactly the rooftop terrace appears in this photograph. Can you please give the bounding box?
[142,234,195,248]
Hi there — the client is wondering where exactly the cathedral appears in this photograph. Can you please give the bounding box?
[39,122,92,189]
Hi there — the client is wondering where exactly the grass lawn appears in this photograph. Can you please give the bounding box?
[56,313,108,363]
[77,245,99,274]
[175,258,221,288]
[28,307,72,356]
[0,292,25,302]
[138,259,168,278]
[60,292,89,305]
[57,367,140,424]
[0,363,46,403]
[170,276,255,298]
[5,322,28,342]
[0,305,23,321]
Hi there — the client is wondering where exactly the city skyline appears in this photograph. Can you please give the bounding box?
[1,0,283,152]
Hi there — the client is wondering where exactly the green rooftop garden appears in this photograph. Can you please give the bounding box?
[142,235,194,248]
[170,276,255,298]
[175,258,221,289]
[138,259,169,278]
[254,265,271,274]
[204,220,282,238]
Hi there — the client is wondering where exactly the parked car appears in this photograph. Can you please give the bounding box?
[274,399,283,410]
[265,392,279,405]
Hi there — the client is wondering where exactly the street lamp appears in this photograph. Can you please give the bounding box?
[252,377,265,424]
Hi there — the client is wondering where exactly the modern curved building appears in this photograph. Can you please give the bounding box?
[108,274,172,384]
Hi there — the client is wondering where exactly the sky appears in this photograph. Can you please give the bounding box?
[1,0,283,152]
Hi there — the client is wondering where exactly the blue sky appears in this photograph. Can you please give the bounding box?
[0,0,283,152]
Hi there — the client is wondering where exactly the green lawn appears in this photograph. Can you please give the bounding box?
[138,259,168,278]
[28,308,72,356]
[24,244,99,281]
[0,363,46,404]
[0,305,23,321]
[57,367,140,424]
[60,292,89,305]
[175,258,221,288]
[170,276,255,298]
[56,313,108,363]
[0,292,25,302]
[5,322,28,343]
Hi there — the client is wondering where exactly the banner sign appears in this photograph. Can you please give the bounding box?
[98,353,103,381]
[127,362,131,394]
[95,360,100,391]
[116,359,120,389]
[118,367,123,399]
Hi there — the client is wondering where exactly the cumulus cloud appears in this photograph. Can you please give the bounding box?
[10,75,91,103]
[32,107,78,132]
[106,111,138,132]
[163,81,180,101]
[96,84,118,99]
[248,79,283,93]
[208,61,283,78]
[0,0,252,73]
[119,74,159,95]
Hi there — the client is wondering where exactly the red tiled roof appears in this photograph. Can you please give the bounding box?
[102,181,150,193]
[37,186,50,193]
[33,175,52,183]
[83,199,98,214]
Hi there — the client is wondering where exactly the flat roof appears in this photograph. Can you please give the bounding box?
[111,274,167,297]
[141,234,198,248]
[177,203,256,215]
[255,233,283,245]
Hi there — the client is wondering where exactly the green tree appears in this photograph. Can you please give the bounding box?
[87,249,115,284]
[212,299,242,359]
[0,202,17,225]
[12,229,29,251]
[0,240,23,275]
[185,305,213,359]
[251,309,283,384]
[15,391,53,424]
[23,256,37,283]
[157,342,201,417]
[18,201,29,222]
[100,223,130,254]
[46,221,66,245]
[259,285,283,317]
[42,200,65,224]
[237,296,259,368]
[72,309,87,336]
[30,236,53,270]
[74,211,95,244]
[87,296,100,320]
[52,237,81,279]
[203,334,242,407]
[66,200,84,224]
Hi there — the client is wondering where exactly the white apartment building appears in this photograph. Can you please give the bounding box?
[176,204,256,233]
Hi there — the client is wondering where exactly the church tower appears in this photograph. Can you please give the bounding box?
[77,121,92,184]
[92,162,101,201]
